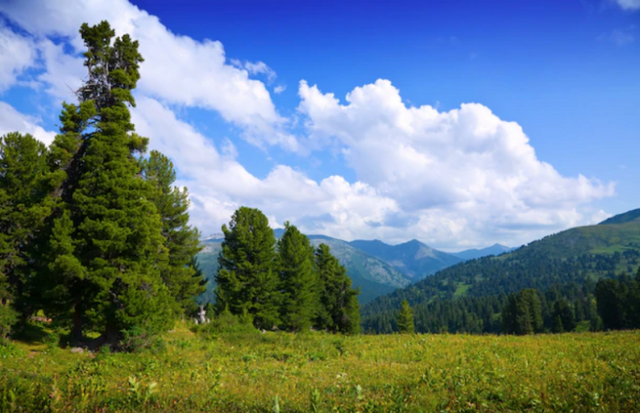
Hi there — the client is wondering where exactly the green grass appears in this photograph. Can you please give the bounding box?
[1,323,639,412]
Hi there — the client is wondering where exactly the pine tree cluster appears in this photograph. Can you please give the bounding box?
[0,22,204,347]
[215,208,360,334]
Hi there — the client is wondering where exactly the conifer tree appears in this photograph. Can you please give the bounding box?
[315,244,360,334]
[502,288,543,335]
[0,132,53,315]
[397,299,415,334]
[142,150,204,314]
[43,21,174,345]
[215,207,280,329]
[277,222,317,332]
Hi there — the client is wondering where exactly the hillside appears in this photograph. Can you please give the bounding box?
[196,233,411,305]
[349,239,462,279]
[361,209,640,332]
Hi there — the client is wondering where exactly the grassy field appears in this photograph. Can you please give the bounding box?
[1,323,639,412]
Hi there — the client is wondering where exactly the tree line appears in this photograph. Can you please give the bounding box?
[214,208,360,334]
[365,267,640,335]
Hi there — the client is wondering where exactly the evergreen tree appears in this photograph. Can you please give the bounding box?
[215,207,280,329]
[595,278,628,330]
[43,21,174,345]
[502,288,543,335]
[315,244,360,334]
[141,150,204,314]
[551,298,576,332]
[277,222,317,332]
[397,299,415,334]
[0,132,53,316]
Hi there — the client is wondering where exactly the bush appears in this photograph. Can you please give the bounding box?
[120,326,167,354]
[192,309,257,336]
[0,304,18,344]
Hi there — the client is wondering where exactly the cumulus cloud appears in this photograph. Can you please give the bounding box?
[297,79,615,248]
[613,0,640,11]
[0,101,56,145]
[0,0,298,150]
[131,97,397,238]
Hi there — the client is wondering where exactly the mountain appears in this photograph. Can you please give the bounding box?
[349,239,463,280]
[599,208,640,225]
[452,243,514,261]
[361,208,640,333]
[196,231,412,305]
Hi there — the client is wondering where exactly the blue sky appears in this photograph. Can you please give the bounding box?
[0,0,638,250]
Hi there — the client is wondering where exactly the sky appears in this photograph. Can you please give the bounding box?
[0,0,638,251]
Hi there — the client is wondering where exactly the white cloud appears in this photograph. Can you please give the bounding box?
[0,24,36,92]
[274,85,287,94]
[0,0,298,150]
[131,97,397,238]
[613,0,640,11]
[0,101,56,145]
[297,79,615,248]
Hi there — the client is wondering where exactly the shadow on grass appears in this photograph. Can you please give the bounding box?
[13,322,52,345]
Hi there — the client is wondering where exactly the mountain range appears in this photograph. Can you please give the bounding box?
[361,208,640,331]
[196,229,512,304]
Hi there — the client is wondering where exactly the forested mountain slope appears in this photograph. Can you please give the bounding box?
[361,210,640,332]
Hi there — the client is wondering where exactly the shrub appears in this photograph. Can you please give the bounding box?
[0,305,18,344]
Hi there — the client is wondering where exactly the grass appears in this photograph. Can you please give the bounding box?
[1,322,639,412]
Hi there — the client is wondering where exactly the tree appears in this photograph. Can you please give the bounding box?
[141,150,204,314]
[315,244,360,334]
[215,207,280,329]
[595,278,627,330]
[277,222,317,332]
[0,132,53,316]
[502,289,543,335]
[397,299,415,334]
[42,21,174,345]
[551,298,576,333]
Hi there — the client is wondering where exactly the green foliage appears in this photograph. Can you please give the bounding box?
[396,299,414,334]
[0,132,54,315]
[277,222,317,332]
[595,272,640,330]
[315,243,360,334]
[141,150,204,315]
[502,288,543,335]
[0,305,18,343]
[215,207,280,330]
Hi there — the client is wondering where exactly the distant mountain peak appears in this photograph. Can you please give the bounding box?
[599,209,640,226]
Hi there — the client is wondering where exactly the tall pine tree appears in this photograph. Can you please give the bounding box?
[141,150,204,315]
[43,21,174,345]
[277,222,317,332]
[397,299,415,334]
[0,132,53,316]
[315,243,360,334]
[215,207,280,329]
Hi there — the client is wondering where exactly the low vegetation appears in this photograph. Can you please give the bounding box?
[2,322,639,412]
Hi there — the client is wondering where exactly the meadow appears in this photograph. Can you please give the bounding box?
[1,323,639,412]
